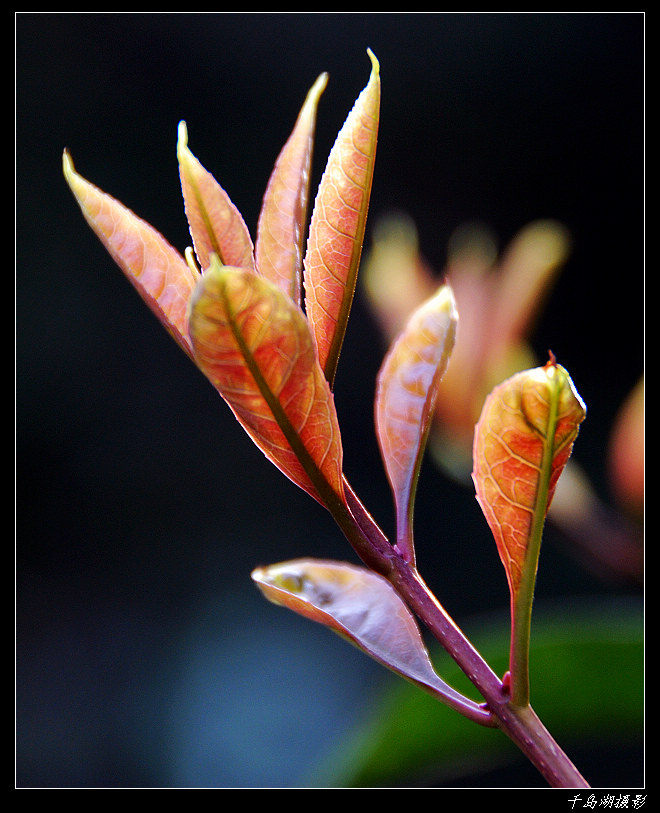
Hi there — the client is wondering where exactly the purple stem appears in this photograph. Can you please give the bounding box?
[331,476,590,789]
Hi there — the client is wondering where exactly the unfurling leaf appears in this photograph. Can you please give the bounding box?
[188,258,344,507]
[375,285,458,564]
[472,356,586,601]
[62,149,198,359]
[304,49,380,386]
[177,121,256,273]
[256,72,328,305]
[252,558,487,719]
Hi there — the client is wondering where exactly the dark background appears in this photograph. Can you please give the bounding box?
[16,13,644,788]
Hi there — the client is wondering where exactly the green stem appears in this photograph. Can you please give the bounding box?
[509,511,546,708]
[509,368,561,709]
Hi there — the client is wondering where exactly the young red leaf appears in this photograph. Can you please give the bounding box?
[252,558,491,722]
[375,285,458,565]
[472,357,586,600]
[256,72,328,305]
[188,257,345,507]
[177,121,256,273]
[62,149,198,359]
[472,356,586,706]
[304,49,380,386]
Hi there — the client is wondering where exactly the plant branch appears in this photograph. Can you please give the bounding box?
[331,477,590,788]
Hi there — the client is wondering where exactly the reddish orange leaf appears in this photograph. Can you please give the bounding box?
[252,558,488,718]
[472,357,586,599]
[177,121,255,273]
[375,285,458,563]
[62,149,198,359]
[255,72,328,304]
[304,50,380,386]
[188,258,344,506]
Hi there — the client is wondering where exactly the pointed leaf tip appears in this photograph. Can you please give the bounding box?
[177,122,255,273]
[256,72,328,304]
[62,148,198,359]
[304,50,381,387]
[366,47,380,76]
[177,119,188,150]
